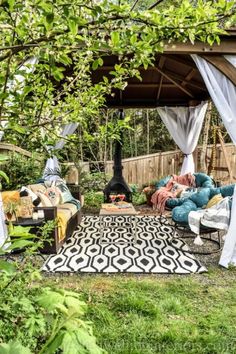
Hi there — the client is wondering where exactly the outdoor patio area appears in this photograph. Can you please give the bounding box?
[1,1,236,352]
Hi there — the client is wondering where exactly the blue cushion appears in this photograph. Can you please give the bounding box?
[166,197,188,209]
[172,200,198,224]
[220,184,235,198]
[190,188,211,207]
[155,175,171,190]
[193,173,214,188]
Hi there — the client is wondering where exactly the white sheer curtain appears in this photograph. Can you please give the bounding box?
[157,102,207,175]
[192,54,236,268]
[42,122,78,181]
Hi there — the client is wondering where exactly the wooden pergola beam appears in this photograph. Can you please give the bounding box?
[97,65,206,91]
[181,68,196,88]
[156,56,166,100]
[127,83,176,88]
[161,54,196,68]
[201,55,236,86]
[154,66,194,97]
[162,68,206,91]
[164,40,236,54]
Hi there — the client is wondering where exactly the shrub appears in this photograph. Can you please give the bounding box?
[1,153,44,190]
[0,223,106,354]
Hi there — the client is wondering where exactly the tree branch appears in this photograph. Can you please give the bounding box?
[148,0,166,10]
[131,0,139,11]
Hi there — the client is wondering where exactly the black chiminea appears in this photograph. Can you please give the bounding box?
[103,110,132,203]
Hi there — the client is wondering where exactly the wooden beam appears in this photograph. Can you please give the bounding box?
[127,83,175,88]
[156,56,166,100]
[161,68,206,91]
[181,68,196,88]
[157,75,163,100]
[201,55,236,86]
[161,54,196,69]
[154,66,194,98]
[164,40,236,54]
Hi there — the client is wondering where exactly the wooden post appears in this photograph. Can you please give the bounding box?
[199,101,211,173]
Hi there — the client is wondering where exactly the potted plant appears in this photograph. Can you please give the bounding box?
[142,183,156,206]
[4,201,19,222]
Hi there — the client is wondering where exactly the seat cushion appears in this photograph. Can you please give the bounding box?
[172,199,198,224]
[57,203,77,217]
[193,173,214,188]
[190,188,211,208]
[220,184,235,198]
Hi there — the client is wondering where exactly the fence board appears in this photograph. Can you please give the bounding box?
[104,143,236,186]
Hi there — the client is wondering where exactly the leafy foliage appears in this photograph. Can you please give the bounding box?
[0,223,106,353]
[0,153,44,190]
[0,0,235,161]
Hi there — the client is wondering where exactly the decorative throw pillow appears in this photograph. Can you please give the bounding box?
[20,186,42,206]
[206,194,223,209]
[27,183,46,194]
[56,182,73,204]
[36,191,53,207]
[44,187,61,206]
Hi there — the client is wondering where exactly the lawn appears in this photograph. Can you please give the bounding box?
[42,267,236,354]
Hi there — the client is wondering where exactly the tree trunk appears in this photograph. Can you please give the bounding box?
[199,101,212,173]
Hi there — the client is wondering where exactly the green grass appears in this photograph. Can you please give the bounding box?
[42,269,236,354]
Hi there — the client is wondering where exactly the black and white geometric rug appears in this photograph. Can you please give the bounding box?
[43,215,206,274]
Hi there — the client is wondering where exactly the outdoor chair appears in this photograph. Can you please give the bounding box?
[169,184,235,255]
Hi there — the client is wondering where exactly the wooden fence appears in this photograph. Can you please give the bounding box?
[105,143,236,186]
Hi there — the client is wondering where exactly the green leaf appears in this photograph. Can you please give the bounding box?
[60,332,80,354]
[9,225,34,237]
[37,289,65,311]
[7,123,26,134]
[7,239,35,251]
[0,259,16,274]
[92,60,99,71]
[58,54,72,66]
[111,31,120,46]
[130,34,137,45]
[46,12,54,24]
[98,58,103,67]
[64,296,86,314]
[0,171,9,183]
[42,330,64,354]
[75,327,107,354]
[0,341,32,354]
[7,0,15,11]
[68,19,78,36]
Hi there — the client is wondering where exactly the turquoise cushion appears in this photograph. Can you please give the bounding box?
[209,187,221,199]
[172,200,198,224]
[220,184,235,198]
[155,175,171,190]
[166,197,188,209]
[190,188,211,207]
[193,173,214,188]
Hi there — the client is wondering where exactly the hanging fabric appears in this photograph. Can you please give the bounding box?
[192,54,236,268]
[42,122,78,181]
[157,102,207,175]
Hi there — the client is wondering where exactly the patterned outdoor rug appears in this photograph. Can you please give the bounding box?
[43,215,206,274]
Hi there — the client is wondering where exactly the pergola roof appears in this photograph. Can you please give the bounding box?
[92,29,236,107]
